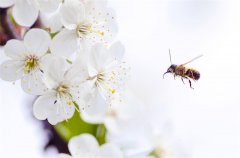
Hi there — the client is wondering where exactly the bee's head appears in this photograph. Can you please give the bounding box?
[167,64,177,73]
[163,64,177,78]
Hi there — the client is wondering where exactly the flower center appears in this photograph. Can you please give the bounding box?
[96,73,116,94]
[151,146,166,158]
[24,55,39,74]
[77,22,104,38]
[57,84,69,95]
[56,84,73,105]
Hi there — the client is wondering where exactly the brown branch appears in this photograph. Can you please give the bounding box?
[43,120,69,154]
[31,17,42,28]
[0,8,21,41]
[0,31,8,45]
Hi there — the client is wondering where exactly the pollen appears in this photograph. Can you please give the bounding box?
[56,84,74,106]
[57,84,69,95]
[95,72,117,95]
[111,89,116,94]
[66,98,73,105]
[24,55,39,74]
[77,23,104,38]
[151,146,166,158]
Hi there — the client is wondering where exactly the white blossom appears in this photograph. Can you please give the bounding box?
[0,1,192,158]
[50,0,117,57]
[80,89,143,133]
[0,0,61,27]
[41,9,63,33]
[0,28,51,95]
[106,101,190,158]
[79,42,127,121]
[33,56,88,125]
[58,134,123,158]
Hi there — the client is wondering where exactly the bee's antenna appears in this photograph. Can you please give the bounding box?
[169,49,172,64]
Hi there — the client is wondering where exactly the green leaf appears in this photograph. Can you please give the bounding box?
[50,32,58,38]
[54,111,107,145]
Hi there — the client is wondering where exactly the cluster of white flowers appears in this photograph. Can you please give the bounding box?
[0,0,189,158]
[0,0,61,27]
[0,0,124,125]
[58,134,123,158]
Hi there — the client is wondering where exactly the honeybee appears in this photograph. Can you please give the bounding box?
[163,49,203,89]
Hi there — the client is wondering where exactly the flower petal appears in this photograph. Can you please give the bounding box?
[33,91,57,120]
[0,60,24,81]
[21,70,48,95]
[99,143,123,158]
[43,56,69,88]
[4,39,27,60]
[85,6,117,44]
[48,105,74,125]
[37,0,60,13]
[50,29,78,57]
[108,41,125,61]
[0,0,14,8]
[45,11,63,33]
[68,134,99,157]
[60,0,84,30]
[80,83,109,123]
[12,0,39,27]
[65,55,88,82]
[84,0,108,10]
[58,154,72,158]
[24,29,51,56]
[88,43,108,72]
[34,91,75,125]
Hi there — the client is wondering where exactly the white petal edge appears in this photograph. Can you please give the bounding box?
[37,0,61,13]
[24,29,51,56]
[60,0,84,30]
[21,70,48,95]
[0,60,24,81]
[4,39,27,60]
[58,153,72,158]
[80,84,109,123]
[108,41,125,61]
[45,97,75,125]
[0,0,14,8]
[81,84,108,113]
[50,29,78,57]
[68,134,99,157]
[45,11,63,33]
[12,0,39,27]
[33,91,57,121]
[88,43,108,72]
[43,56,69,88]
[99,143,123,158]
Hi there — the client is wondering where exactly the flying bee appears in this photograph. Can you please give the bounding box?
[163,49,203,89]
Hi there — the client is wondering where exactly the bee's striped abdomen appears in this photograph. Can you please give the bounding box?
[185,69,200,80]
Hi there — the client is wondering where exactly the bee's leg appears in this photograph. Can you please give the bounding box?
[188,80,194,89]
[174,74,176,80]
[181,77,185,84]
[190,71,195,81]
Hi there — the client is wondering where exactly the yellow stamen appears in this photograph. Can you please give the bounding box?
[57,84,74,106]
[97,73,116,94]
[77,23,104,37]
[24,56,39,74]
[57,84,69,95]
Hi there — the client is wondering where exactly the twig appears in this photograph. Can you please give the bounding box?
[0,8,21,41]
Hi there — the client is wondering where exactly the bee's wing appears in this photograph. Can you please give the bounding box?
[181,54,203,65]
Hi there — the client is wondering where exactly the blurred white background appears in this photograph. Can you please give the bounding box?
[1,0,240,158]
